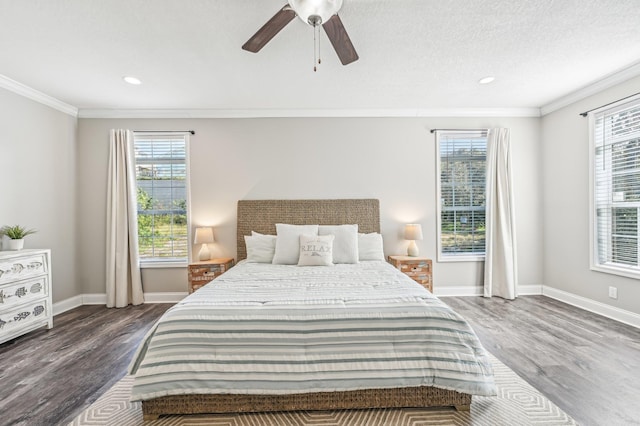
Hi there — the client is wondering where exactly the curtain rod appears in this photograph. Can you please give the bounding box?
[134,130,195,135]
[429,128,488,134]
[579,91,640,117]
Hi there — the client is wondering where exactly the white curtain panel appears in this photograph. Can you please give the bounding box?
[484,128,518,299]
[106,129,144,308]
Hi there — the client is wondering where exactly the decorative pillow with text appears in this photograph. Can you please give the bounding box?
[298,234,334,266]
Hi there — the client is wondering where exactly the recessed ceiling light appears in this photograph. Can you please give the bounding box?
[123,76,142,85]
[478,76,495,85]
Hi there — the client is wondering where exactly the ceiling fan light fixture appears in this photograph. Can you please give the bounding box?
[288,0,343,25]
[242,0,358,67]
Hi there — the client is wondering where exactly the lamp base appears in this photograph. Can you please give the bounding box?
[198,244,211,261]
[407,240,419,257]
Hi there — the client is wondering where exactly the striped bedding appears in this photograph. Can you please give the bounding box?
[129,260,496,401]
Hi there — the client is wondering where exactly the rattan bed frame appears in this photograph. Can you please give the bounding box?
[141,199,471,420]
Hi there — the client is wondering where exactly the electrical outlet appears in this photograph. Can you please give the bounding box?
[609,286,618,299]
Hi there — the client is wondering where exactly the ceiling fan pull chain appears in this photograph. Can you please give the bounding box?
[313,22,317,72]
[318,23,321,65]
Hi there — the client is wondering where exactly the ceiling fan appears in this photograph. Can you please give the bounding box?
[242,0,359,67]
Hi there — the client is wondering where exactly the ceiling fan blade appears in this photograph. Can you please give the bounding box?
[322,14,359,65]
[242,5,296,53]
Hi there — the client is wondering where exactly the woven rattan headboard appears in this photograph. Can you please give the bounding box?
[236,199,380,260]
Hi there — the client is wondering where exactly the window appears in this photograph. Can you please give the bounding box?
[591,96,640,278]
[436,130,487,261]
[133,133,190,266]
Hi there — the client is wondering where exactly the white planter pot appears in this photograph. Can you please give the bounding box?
[6,239,24,250]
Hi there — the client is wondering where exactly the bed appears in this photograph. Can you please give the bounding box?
[130,199,496,420]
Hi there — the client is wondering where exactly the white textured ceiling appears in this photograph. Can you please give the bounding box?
[1,0,640,113]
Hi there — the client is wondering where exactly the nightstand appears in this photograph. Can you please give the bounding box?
[187,257,234,293]
[388,255,433,292]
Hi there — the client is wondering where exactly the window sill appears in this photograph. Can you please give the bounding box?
[591,263,640,280]
[140,261,187,269]
[437,254,485,263]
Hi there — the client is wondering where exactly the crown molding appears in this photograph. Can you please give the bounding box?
[77,107,540,119]
[540,61,640,116]
[0,74,78,117]
[5,60,640,120]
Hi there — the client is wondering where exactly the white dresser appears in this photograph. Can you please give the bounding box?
[0,249,53,344]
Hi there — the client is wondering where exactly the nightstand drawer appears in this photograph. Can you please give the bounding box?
[399,263,430,273]
[190,281,212,293]
[405,271,431,282]
[388,255,433,293]
[190,265,225,281]
[187,258,234,294]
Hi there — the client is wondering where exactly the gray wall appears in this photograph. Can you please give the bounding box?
[0,88,79,303]
[541,75,640,315]
[77,116,542,295]
[5,70,639,320]
[5,74,640,319]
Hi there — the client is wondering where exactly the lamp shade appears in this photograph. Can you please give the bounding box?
[194,227,215,245]
[288,0,343,25]
[404,224,423,241]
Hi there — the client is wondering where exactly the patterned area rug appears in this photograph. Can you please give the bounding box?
[69,354,575,425]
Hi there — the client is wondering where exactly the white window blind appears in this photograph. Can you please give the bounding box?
[134,134,190,265]
[592,97,640,277]
[436,130,487,261]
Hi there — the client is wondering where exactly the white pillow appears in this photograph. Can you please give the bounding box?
[272,224,319,265]
[252,231,271,236]
[244,234,276,263]
[298,234,334,266]
[318,224,359,264]
[358,232,385,261]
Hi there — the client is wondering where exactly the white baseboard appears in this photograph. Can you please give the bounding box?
[52,292,186,316]
[542,286,640,329]
[435,284,543,297]
[518,285,544,295]
[434,286,483,297]
[52,287,640,329]
[82,293,107,305]
[143,292,188,303]
[52,295,83,316]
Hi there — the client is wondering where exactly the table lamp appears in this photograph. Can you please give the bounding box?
[404,224,423,257]
[194,227,215,261]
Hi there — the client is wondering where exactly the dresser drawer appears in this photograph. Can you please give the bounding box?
[0,298,50,337]
[0,253,48,284]
[0,276,49,309]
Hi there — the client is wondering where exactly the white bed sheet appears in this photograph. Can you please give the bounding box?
[129,261,496,401]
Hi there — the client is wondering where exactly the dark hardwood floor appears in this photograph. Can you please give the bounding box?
[0,303,171,426]
[1,296,639,426]
[442,296,640,426]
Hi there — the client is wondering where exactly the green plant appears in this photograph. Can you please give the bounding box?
[1,225,37,240]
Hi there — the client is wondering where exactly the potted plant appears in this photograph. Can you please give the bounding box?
[1,225,37,250]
